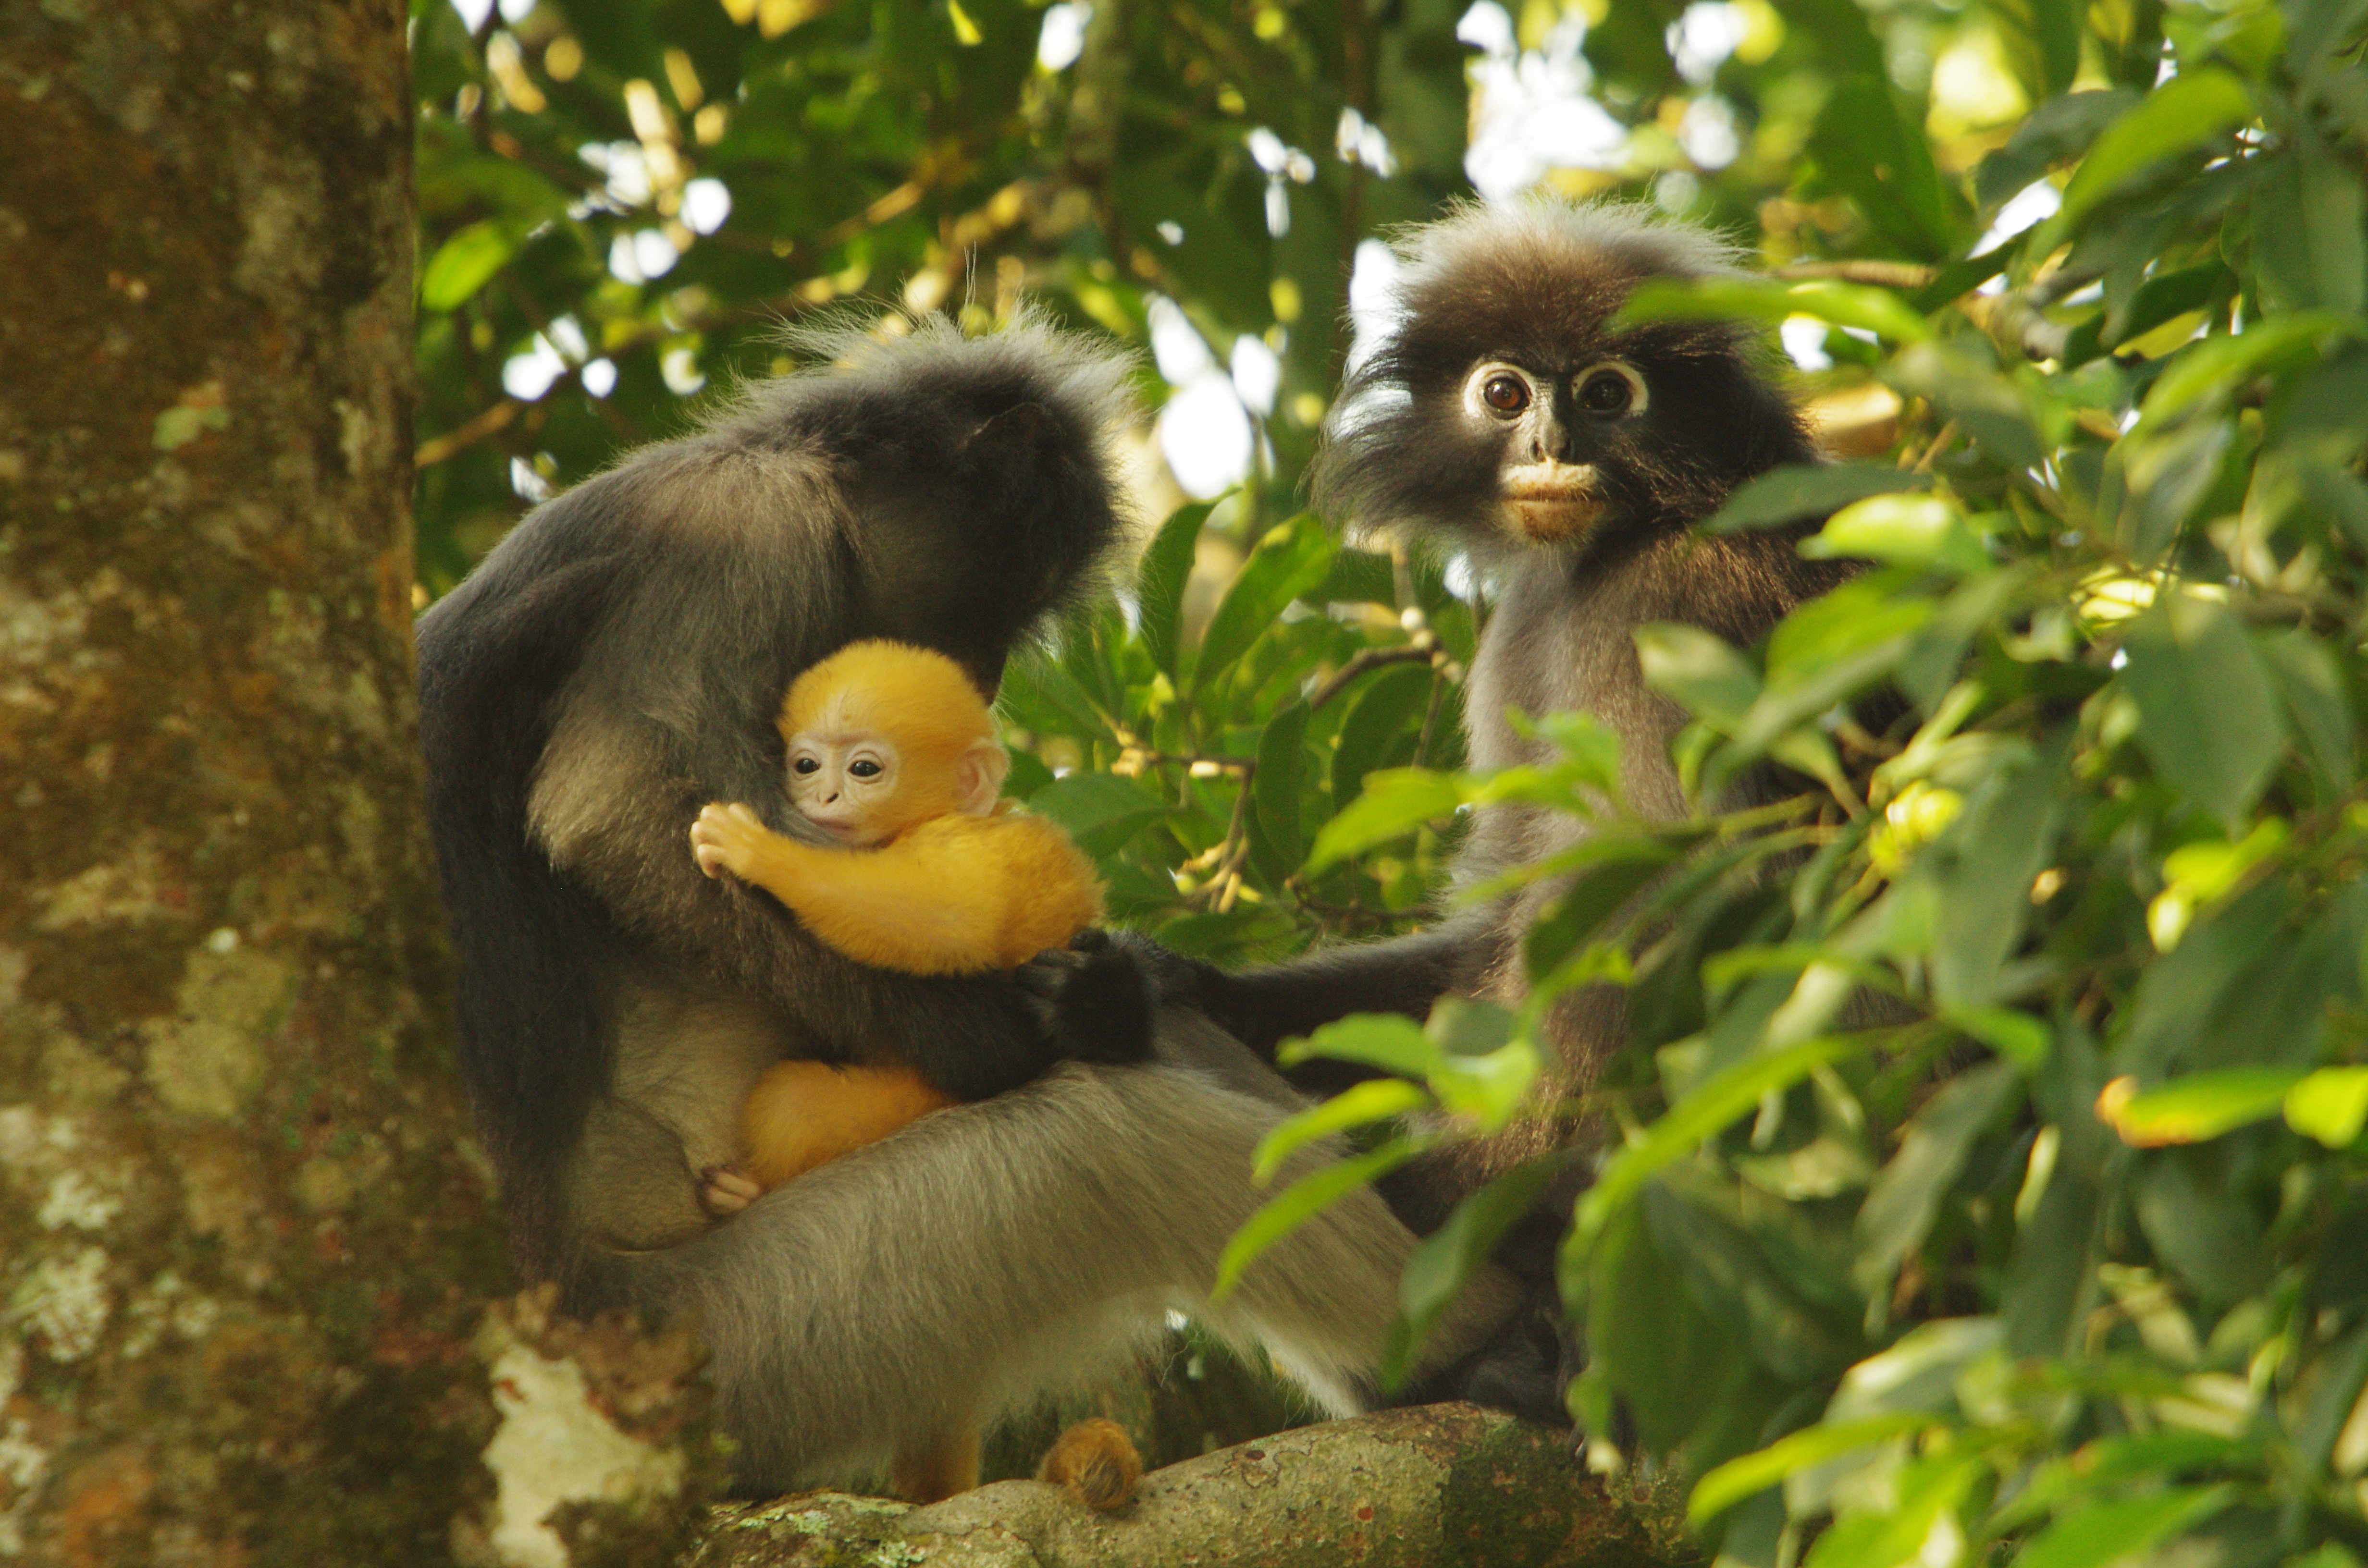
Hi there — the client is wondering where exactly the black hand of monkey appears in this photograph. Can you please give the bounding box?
[1012,929,1157,1066]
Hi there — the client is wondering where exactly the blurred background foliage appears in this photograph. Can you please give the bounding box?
[410,0,2368,1552]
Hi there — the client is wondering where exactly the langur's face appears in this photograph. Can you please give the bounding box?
[786,728,902,846]
[1454,355,1651,547]
[1314,211,1805,560]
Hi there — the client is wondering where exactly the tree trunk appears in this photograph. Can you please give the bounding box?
[0,3,579,1561]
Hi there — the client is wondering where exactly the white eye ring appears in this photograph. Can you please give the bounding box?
[1573,360,1648,418]
[1463,362,1537,419]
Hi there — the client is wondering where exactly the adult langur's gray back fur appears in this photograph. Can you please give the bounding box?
[414,312,1529,1491]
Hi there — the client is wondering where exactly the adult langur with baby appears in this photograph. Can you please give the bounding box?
[412,315,1534,1500]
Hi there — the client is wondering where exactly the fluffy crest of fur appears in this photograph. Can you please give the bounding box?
[780,639,993,767]
[1312,198,1812,561]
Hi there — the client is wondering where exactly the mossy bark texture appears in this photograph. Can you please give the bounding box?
[0,2,523,1561]
[689,1407,1701,1568]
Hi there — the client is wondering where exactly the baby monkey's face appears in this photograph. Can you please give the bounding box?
[786,727,901,846]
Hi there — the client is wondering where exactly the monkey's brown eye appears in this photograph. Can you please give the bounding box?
[849,759,882,779]
[1578,369,1635,417]
[793,757,819,774]
[1480,373,1529,415]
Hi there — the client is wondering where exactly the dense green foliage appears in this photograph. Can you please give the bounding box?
[412,0,2368,1559]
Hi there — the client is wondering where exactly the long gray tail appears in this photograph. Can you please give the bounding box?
[597,1011,1519,1492]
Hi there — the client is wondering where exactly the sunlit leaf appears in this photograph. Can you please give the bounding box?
[1802,493,1990,574]
[1383,1156,1567,1385]
[2010,1486,2233,1568]
[1569,1033,1877,1257]
[1303,768,1466,873]
[2060,71,2253,224]
[1705,464,1934,533]
[419,220,518,312]
[1250,1078,1434,1185]
[1278,1012,1437,1080]
[1690,1414,1939,1523]
[1136,501,1213,678]
[2285,1067,2368,1147]
[1212,1139,1422,1300]
[1192,517,1335,695]
[2095,1067,2303,1146]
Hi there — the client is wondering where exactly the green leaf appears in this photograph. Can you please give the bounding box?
[2118,595,2286,832]
[2010,1487,2234,1568]
[1249,702,1310,883]
[1212,1139,1421,1300]
[1704,464,1933,533]
[1637,623,1762,731]
[1802,493,1989,574]
[1690,1414,1938,1523]
[1809,77,1969,259]
[1384,1157,1567,1385]
[2259,627,2356,789]
[1279,1012,1438,1079]
[1986,0,2086,102]
[419,219,518,312]
[1025,772,1169,859]
[1192,517,1334,695]
[2255,144,2368,317]
[1569,1033,1875,1258]
[1250,1078,1434,1185]
[2099,1067,2305,1145]
[1136,501,1213,679]
[1973,89,2140,209]
[1617,276,1932,342]
[1330,663,1435,810]
[1523,843,1685,981]
[1303,768,1466,873]
[1855,1059,2023,1289]
[2060,71,2253,225]
[2286,1067,2368,1147]
[2138,315,2360,430]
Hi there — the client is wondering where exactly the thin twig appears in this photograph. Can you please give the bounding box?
[1776,260,1937,288]
[1307,644,1437,710]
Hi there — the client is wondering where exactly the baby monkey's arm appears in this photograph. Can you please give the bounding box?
[691,804,1097,973]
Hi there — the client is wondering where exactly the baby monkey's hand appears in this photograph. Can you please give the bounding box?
[699,1164,763,1217]
[691,801,768,881]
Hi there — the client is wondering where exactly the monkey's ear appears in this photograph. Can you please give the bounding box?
[954,740,1010,816]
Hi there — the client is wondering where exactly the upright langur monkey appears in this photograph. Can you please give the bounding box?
[1152,202,1865,1271]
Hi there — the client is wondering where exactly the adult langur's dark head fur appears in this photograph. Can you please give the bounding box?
[1312,201,1817,564]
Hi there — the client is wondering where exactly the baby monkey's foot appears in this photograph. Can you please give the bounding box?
[1036,1418,1143,1511]
[690,802,768,880]
[698,1164,763,1216]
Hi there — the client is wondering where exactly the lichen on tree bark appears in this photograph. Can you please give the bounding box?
[0,1,519,1561]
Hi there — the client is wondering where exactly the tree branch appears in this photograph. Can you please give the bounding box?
[684,1406,1699,1568]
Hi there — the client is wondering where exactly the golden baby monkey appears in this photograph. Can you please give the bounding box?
[694,638,1103,975]
[691,640,1136,1507]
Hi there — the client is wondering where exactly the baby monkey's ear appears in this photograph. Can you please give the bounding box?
[954,739,1011,816]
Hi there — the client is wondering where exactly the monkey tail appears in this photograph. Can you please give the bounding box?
[417,551,624,1278]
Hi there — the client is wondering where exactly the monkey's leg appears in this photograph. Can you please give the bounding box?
[889,1425,982,1505]
[738,1059,957,1189]
[602,1012,1524,1494]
